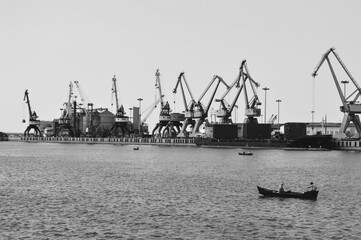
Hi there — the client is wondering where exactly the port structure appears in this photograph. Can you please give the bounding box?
[23,89,41,136]
[173,72,199,137]
[109,75,130,137]
[312,47,361,138]
[152,69,183,138]
[215,60,262,124]
[189,75,230,137]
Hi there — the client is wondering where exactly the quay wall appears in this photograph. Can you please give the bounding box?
[19,136,195,146]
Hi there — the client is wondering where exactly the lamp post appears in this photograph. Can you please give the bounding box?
[276,99,281,130]
[137,98,143,136]
[311,110,315,134]
[262,87,270,123]
[341,80,349,97]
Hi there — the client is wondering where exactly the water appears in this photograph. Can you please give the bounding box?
[1,142,360,239]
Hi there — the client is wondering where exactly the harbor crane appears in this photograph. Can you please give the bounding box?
[312,47,361,138]
[109,75,130,137]
[189,75,229,137]
[57,82,75,137]
[23,89,41,136]
[215,60,262,123]
[151,69,172,137]
[173,72,198,137]
[152,69,184,137]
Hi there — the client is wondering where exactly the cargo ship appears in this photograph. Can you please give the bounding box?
[194,122,333,150]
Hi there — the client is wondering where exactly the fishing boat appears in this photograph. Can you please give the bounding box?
[257,186,318,200]
[239,151,253,156]
[133,147,139,150]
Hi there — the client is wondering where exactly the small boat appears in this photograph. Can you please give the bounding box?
[239,151,253,156]
[257,186,318,200]
[133,147,139,150]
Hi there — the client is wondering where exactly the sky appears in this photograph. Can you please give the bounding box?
[1,0,361,133]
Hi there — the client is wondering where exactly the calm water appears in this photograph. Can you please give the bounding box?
[1,141,360,239]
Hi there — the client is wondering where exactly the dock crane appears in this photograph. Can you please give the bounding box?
[189,75,229,137]
[23,89,41,136]
[57,82,75,137]
[173,72,198,137]
[312,47,361,138]
[109,75,130,137]
[151,69,172,136]
[151,69,184,137]
[215,60,261,123]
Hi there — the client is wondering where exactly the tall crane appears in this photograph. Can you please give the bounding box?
[312,47,361,138]
[109,75,130,137]
[152,69,172,136]
[215,60,261,123]
[23,89,41,136]
[189,75,229,137]
[57,82,75,137]
[173,72,198,137]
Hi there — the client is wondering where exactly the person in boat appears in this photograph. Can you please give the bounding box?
[278,182,285,193]
[307,182,317,192]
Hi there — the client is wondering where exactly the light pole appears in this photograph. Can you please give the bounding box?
[262,87,270,123]
[311,110,315,134]
[341,80,349,97]
[137,98,143,136]
[276,99,281,130]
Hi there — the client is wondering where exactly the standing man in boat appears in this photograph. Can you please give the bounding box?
[278,182,285,193]
[307,182,317,192]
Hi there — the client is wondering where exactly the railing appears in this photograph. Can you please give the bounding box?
[20,136,195,146]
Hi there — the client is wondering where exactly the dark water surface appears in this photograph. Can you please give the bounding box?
[1,142,360,239]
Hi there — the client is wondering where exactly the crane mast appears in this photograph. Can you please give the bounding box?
[23,89,41,136]
[312,47,361,138]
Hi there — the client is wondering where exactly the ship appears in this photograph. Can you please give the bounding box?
[194,122,333,150]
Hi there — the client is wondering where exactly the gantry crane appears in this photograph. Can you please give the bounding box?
[109,75,130,137]
[173,72,198,137]
[23,89,41,136]
[312,47,361,138]
[57,82,75,137]
[215,60,262,123]
[189,75,229,137]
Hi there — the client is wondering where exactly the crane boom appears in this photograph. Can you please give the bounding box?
[112,75,119,111]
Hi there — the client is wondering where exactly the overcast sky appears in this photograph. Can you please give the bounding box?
[1,0,361,133]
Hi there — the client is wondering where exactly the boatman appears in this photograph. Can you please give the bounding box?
[307,182,317,192]
[278,182,285,193]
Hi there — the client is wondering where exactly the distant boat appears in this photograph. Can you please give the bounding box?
[239,151,253,156]
[133,147,139,150]
[257,186,318,200]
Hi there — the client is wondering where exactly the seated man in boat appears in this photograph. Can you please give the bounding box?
[307,182,317,192]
